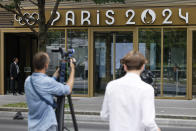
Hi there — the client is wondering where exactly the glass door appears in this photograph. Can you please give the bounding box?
[93,31,134,94]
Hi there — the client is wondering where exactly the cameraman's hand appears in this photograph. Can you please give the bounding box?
[53,68,60,78]
[70,58,75,71]
[67,58,75,93]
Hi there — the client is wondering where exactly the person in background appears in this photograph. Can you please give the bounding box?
[10,57,23,95]
[173,64,180,81]
[100,50,161,131]
[81,56,88,80]
[140,66,154,85]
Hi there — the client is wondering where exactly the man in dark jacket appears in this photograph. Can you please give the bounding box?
[10,57,22,95]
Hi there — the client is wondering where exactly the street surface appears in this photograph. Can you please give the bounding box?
[0,119,195,131]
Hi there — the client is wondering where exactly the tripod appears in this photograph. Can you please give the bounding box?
[56,95,78,131]
[55,60,78,131]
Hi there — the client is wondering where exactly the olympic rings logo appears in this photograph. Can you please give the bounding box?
[14,12,39,25]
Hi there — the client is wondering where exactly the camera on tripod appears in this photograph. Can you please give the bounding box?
[51,47,78,131]
[52,47,75,62]
[52,47,75,83]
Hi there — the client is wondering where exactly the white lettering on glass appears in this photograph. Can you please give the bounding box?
[81,10,91,25]
[105,10,115,25]
[65,11,75,25]
[126,9,135,25]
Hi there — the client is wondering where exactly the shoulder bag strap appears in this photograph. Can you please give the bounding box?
[30,76,56,108]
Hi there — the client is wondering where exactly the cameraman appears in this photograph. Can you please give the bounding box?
[24,52,75,131]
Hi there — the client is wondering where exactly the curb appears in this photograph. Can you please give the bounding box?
[0,107,28,112]
[156,114,196,120]
[0,107,196,120]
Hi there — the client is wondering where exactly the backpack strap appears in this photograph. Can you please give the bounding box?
[30,76,56,108]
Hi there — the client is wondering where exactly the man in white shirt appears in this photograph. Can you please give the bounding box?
[100,50,161,131]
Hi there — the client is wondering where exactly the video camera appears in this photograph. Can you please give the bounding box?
[52,47,75,61]
[52,47,75,83]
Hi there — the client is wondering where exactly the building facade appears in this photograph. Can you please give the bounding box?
[0,0,196,99]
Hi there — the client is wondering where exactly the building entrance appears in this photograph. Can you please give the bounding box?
[93,31,134,94]
[4,33,37,94]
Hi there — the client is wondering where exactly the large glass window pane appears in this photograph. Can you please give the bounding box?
[163,29,187,97]
[114,32,133,78]
[94,32,112,94]
[139,28,161,96]
[46,30,65,76]
[94,32,133,94]
[67,30,88,95]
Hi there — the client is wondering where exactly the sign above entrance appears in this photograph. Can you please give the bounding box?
[14,7,195,27]
[141,9,156,24]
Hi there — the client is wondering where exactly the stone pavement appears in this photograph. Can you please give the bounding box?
[0,94,196,127]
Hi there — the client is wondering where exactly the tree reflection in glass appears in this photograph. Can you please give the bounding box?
[163,29,187,96]
[139,28,161,96]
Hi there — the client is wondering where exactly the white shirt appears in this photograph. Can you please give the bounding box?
[100,72,158,131]
[14,62,19,74]
[83,61,88,71]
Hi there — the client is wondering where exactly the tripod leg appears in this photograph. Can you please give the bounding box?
[67,95,78,131]
[56,96,65,131]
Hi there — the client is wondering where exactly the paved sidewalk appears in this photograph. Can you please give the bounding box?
[0,94,196,118]
[0,94,196,127]
[73,96,196,118]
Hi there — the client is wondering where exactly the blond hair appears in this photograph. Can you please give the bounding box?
[121,50,147,70]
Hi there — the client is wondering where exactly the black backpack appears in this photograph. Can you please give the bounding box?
[140,70,153,84]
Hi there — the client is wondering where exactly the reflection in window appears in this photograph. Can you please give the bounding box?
[94,32,133,94]
[94,32,112,93]
[139,28,161,96]
[113,32,133,78]
[163,29,187,96]
[67,30,88,95]
[46,30,65,76]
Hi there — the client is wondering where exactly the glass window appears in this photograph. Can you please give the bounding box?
[114,32,133,78]
[67,30,88,95]
[94,32,112,93]
[94,31,133,94]
[163,29,187,97]
[46,30,65,76]
[139,28,161,96]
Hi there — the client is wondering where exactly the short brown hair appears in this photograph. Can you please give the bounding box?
[33,52,49,70]
[121,50,147,70]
